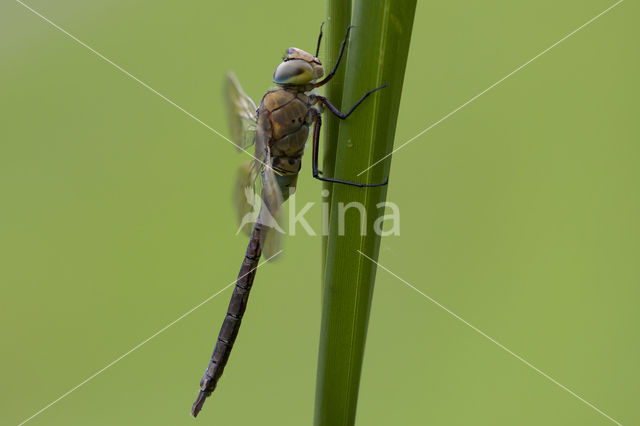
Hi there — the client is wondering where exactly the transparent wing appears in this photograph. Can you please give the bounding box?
[233,161,259,236]
[228,72,262,236]
[258,159,285,260]
[224,72,257,150]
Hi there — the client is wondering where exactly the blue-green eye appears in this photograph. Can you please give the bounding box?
[273,60,314,85]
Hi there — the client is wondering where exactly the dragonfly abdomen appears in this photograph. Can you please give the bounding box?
[191,223,264,417]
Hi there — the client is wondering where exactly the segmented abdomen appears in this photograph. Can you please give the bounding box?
[191,222,264,417]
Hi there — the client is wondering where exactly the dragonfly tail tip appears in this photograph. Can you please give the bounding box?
[191,393,207,418]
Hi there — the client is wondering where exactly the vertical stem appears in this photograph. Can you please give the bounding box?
[315,1,417,426]
[321,0,352,275]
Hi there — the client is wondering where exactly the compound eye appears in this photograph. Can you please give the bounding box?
[273,60,314,85]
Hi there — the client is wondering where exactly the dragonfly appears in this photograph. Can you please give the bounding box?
[191,25,386,417]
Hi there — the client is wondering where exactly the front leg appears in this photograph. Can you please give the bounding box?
[313,25,352,88]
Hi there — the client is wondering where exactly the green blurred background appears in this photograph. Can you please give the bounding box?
[1,0,638,425]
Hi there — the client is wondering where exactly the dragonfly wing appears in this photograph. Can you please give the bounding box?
[233,161,259,236]
[224,72,257,150]
[258,163,285,260]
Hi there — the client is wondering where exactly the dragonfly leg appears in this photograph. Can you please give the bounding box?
[313,25,353,88]
[311,83,386,120]
[315,22,325,58]
[311,111,388,187]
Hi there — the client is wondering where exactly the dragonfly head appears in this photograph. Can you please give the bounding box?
[273,47,324,85]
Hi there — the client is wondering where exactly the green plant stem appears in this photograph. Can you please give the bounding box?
[315,1,417,426]
[321,0,352,276]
